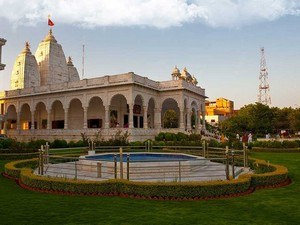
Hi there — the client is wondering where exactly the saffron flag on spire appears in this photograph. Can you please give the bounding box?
[48,15,54,26]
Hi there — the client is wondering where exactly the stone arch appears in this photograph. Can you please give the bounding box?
[191,100,199,129]
[35,102,47,129]
[67,97,83,109]
[33,100,47,111]
[160,96,180,109]
[109,93,129,106]
[87,96,105,128]
[191,100,199,111]
[133,94,144,128]
[134,94,145,106]
[147,97,156,129]
[110,94,128,128]
[68,98,84,129]
[161,98,180,128]
[6,104,17,129]
[51,100,64,129]
[20,103,31,130]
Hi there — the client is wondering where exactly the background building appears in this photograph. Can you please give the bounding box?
[205,97,234,126]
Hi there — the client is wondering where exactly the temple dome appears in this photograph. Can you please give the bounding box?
[43,29,57,43]
[171,66,181,80]
[21,42,31,54]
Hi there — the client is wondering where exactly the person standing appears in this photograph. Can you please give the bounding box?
[248,132,253,144]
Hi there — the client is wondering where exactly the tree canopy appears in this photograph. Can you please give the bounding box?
[221,103,300,137]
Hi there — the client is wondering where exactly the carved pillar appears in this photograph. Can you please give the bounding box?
[16,112,20,130]
[47,108,51,129]
[197,110,201,130]
[186,108,191,130]
[64,108,69,129]
[104,106,110,129]
[83,107,88,129]
[202,110,206,130]
[31,110,35,130]
[143,106,148,129]
[129,104,134,128]
[154,108,161,129]
[3,117,7,134]
[179,109,185,129]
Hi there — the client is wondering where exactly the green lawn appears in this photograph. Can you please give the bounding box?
[1,152,299,225]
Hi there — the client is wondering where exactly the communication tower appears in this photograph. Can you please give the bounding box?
[258,47,271,105]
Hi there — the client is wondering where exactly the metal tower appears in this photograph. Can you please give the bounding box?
[258,47,271,105]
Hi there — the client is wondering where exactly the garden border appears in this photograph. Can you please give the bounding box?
[3,157,290,201]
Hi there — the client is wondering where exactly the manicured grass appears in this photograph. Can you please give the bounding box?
[1,152,300,225]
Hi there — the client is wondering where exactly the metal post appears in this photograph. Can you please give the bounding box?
[202,140,206,158]
[38,149,41,175]
[225,146,229,180]
[127,154,130,180]
[120,147,123,179]
[97,162,102,178]
[179,161,182,182]
[41,148,44,175]
[45,142,49,164]
[231,150,235,179]
[74,161,77,179]
[243,143,246,168]
[245,144,248,167]
[114,154,117,179]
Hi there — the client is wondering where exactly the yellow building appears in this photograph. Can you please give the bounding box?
[205,97,234,116]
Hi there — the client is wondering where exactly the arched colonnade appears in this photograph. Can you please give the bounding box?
[3,94,206,132]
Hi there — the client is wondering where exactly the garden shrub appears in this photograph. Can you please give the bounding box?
[129,141,144,147]
[155,132,165,141]
[26,139,48,150]
[50,139,68,148]
[189,134,201,141]
[208,139,221,148]
[176,132,188,141]
[232,141,243,150]
[282,141,299,148]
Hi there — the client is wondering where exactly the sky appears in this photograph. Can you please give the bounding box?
[0,0,300,109]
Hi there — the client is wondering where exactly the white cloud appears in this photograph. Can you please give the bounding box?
[0,0,299,28]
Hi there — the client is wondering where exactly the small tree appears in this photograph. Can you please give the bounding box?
[163,109,178,128]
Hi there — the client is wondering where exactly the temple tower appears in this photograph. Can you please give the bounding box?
[35,29,79,86]
[10,42,40,90]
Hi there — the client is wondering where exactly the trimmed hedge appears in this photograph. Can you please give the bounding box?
[4,157,289,199]
[0,152,39,160]
[4,158,38,178]
[250,158,288,187]
[253,140,299,149]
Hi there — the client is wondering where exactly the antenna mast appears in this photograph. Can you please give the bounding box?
[258,47,271,105]
[82,44,85,79]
